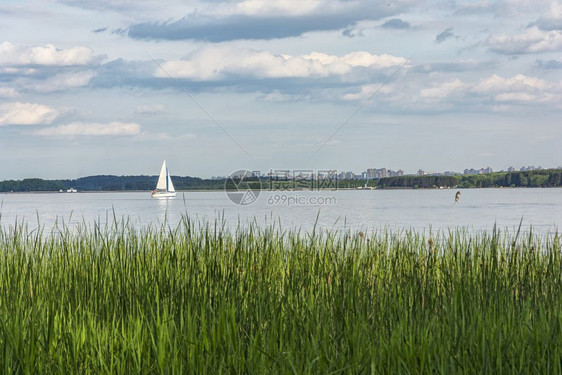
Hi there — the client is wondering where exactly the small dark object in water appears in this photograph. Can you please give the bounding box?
[455,191,461,203]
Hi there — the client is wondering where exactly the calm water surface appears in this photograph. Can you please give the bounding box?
[1,188,560,234]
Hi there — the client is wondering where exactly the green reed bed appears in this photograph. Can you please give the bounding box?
[0,218,561,374]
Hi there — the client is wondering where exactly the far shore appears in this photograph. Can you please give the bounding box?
[3,186,560,194]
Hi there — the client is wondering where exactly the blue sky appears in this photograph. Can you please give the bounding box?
[0,0,561,179]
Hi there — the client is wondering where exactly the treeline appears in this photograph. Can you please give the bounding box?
[371,169,562,189]
[457,170,561,188]
[1,169,561,192]
[0,178,67,192]
[0,175,224,192]
[60,175,225,191]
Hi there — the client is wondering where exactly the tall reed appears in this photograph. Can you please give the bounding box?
[0,217,561,373]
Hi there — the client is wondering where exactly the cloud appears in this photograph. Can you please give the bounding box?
[89,58,158,89]
[493,92,538,101]
[157,46,407,80]
[128,14,353,41]
[0,102,61,125]
[92,27,107,33]
[57,0,152,12]
[127,2,402,42]
[232,0,327,16]
[472,74,558,102]
[33,121,141,136]
[256,90,308,102]
[412,74,561,106]
[341,83,393,101]
[420,79,465,99]
[28,71,96,92]
[535,59,562,69]
[133,131,197,141]
[339,72,562,113]
[342,27,364,38]
[135,104,165,114]
[454,1,496,15]
[434,27,455,44]
[381,18,410,29]
[472,74,550,93]
[533,2,562,30]
[0,87,19,98]
[486,26,562,54]
[0,42,95,66]
[413,60,498,73]
[0,67,37,75]
[454,0,554,18]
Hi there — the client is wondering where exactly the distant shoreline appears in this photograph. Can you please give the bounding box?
[2,186,561,194]
[2,169,561,192]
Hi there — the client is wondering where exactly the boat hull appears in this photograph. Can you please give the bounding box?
[151,191,176,198]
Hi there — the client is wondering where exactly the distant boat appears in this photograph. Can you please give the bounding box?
[356,178,373,190]
[151,160,176,198]
[66,188,77,193]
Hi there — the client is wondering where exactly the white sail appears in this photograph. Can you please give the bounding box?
[156,161,168,190]
[152,160,177,198]
[167,172,175,192]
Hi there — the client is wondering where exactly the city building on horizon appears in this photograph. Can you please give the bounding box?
[520,166,542,172]
[464,167,493,175]
[213,165,558,181]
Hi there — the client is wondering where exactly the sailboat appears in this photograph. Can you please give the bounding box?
[151,160,176,198]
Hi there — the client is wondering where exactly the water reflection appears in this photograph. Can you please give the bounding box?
[0,188,560,235]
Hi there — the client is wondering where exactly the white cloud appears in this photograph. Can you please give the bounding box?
[257,90,308,102]
[29,71,96,92]
[0,42,94,66]
[233,0,323,16]
[33,122,141,137]
[342,83,393,101]
[473,74,550,92]
[411,74,561,106]
[535,1,562,30]
[0,102,61,125]
[486,26,562,54]
[420,79,465,99]
[135,104,165,114]
[220,0,413,18]
[0,67,36,75]
[0,87,20,98]
[157,46,407,80]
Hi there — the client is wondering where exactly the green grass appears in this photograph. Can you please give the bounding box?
[0,218,561,374]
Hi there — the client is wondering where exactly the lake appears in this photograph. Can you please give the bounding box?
[1,188,561,235]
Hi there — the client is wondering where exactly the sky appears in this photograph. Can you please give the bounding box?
[0,0,561,179]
